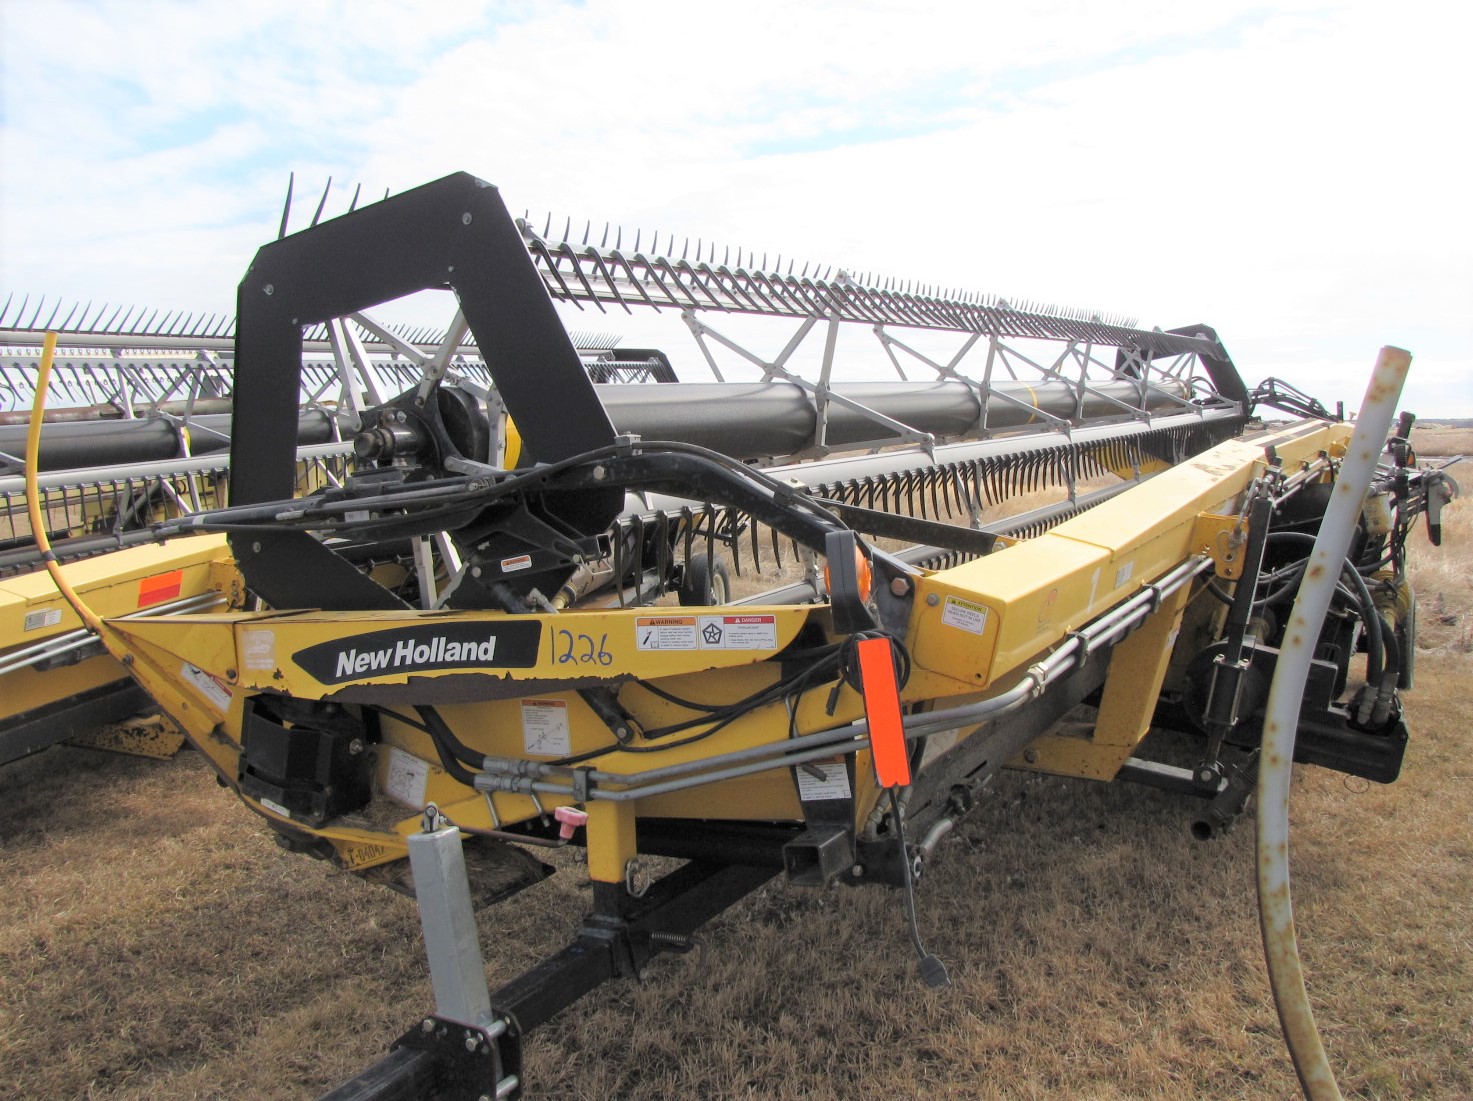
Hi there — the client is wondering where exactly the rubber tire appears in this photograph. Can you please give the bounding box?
[678,554,732,606]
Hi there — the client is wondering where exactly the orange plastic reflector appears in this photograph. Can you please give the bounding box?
[138,569,183,607]
[822,545,874,602]
[857,636,910,788]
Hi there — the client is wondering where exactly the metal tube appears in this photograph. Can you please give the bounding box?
[407,825,495,1029]
[0,440,353,495]
[2,410,337,472]
[474,555,1210,800]
[1256,345,1410,1101]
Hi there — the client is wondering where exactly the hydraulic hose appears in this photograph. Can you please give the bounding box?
[23,332,106,636]
[1256,345,1410,1101]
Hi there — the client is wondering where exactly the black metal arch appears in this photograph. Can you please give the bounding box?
[228,171,623,610]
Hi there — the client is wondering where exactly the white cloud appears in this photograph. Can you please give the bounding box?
[1,0,1467,415]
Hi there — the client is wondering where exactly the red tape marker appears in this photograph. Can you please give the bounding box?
[138,569,183,607]
[857,636,910,788]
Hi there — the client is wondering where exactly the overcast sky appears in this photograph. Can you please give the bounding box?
[2,0,1468,415]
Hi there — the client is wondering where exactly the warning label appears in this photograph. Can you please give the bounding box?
[636,615,700,650]
[795,757,852,802]
[181,662,232,714]
[23,608,62,632]
[697,614,778,650]
[521,698,572,756]
[940,596,989,635]
[635,614,779,650]
[385,746,431,807]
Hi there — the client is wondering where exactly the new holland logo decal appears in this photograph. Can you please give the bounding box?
[292,622,541,684]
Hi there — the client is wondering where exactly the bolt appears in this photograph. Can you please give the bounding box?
[1023,748,1039,764]
[263,284,274,296]
[251,542,262,554]
[121,654,134,666]
[889,577,911,597]
[348,738,365,756]
[225,668,237,681]
[592,465,607,482]
[851,863,865,876]
[465,1035,479,1052]
[421,1018,435,1033]
[926,593,940,606]
[471,566,483,578]
[462,212,473,225]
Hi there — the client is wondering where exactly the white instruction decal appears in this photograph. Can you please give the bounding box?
[1114,560,1135,590]
[384,746,431,808]
[241,629,276,671]
[521,698,572,756]
[940,596,989,635]
[259,796,291,818]
[181,662,233,714]
[796,758,852,801]
[24,608,63,632]
[635,615,699,650]
[697,614,778,650]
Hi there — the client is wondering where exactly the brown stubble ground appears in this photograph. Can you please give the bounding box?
[2,453,1470,1101]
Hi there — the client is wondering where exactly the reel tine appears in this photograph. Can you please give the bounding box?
[279,172,295,239]
[311,176,332,228]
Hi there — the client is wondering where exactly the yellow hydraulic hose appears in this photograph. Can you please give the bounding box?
[24,331,107,635]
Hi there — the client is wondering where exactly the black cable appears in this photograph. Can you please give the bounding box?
[546,642,853,765]
[414,705,481,785]
[888,787,950,989]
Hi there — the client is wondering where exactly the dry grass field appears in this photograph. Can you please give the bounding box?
[1,446,1469,1101]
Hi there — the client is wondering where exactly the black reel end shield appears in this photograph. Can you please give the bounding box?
[228,172,622,610]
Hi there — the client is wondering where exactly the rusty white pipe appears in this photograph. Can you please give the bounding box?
[1256,345,1411,1101]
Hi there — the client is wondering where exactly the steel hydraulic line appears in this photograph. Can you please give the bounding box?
[470,554,1213,803]
[1255,346,1410,1101]
[0,590,227,677]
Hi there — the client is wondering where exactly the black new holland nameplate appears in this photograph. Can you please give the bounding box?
[293,622,542,684]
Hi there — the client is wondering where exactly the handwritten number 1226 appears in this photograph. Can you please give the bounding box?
[556,629,612,666]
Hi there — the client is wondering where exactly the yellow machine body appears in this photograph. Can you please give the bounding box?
[94,421,1348,881]
[0,536,240,760]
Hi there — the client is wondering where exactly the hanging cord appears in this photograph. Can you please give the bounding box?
[888,786,950,988]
